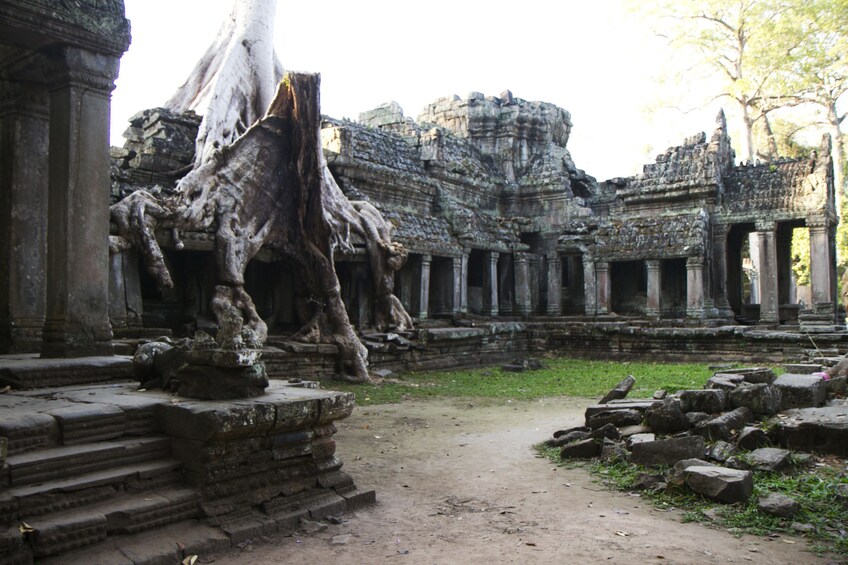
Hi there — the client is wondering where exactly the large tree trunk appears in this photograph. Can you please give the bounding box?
[112,73,412,382]
[165,0,283,166]
[828,102,846,207]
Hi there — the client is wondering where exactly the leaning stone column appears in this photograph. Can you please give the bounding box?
[645,260,661,318]
[711,224,734,319]
[41,47,119,357]
[483,251,499,316]
[0,80,50,353]
[753,221,779,324]
[418,254,432,320]
[514,253,532,316]
[546,254,562,316]
[596,261,610,315]
[809,219,835,312]
[686,256,705,319]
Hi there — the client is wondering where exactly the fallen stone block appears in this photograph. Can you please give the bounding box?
[560,438,601,459]
[630,435,705,467]
[677,390,727,414]
[586,409,643,430]
[584,400,660,419]
[742,447,792,473]
[618,424,653,438]
[706,440,738,463]
[588,423,621,441]
[669,458,714,484]
[773,374,827,410]
[728,383,781,416]
[825,375,846,395]
[600,439,629,463]
[685,412,711,426]
[757,493,800,518]
[644,399,690,434]
[783,363,822,374]
[736,426,770,450]
[626,433,655,447]
[693,407,754,442]
[599,375,636,405]
[684,466,753,504]
[717,367,776,385]
[705,374,744,391]
[771,405,848,456]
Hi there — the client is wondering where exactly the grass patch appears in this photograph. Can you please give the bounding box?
[330,357,719,405]
[535,445,848,559]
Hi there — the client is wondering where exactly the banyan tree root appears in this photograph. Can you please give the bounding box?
[111,72,412,383]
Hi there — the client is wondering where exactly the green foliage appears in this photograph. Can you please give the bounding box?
[330,357,718,405]
[791,226,811,287]
[536,449,848,558]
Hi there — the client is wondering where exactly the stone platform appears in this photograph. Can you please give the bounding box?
[0,380,373,564]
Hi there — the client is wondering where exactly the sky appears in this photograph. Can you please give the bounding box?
[111,0,728,181]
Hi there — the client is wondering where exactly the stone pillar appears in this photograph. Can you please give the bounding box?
[483,251,499,316]
[546,254,562,316]
[753,222,778,324]
[418,254,432,320]
[41,47,119,357]
[686,256,705,319]
[583,256,597,316]
[108,249,144,330]
[451,255,462,315]
[645,260,661,318]
[459,249,469,314]
[809,220,834,311]
[514,253,532,316]
[711,224,733,319]
[0,81,50,353]
[596,261,610,315]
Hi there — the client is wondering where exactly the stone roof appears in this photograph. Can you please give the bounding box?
[723,157,832,217]
[381,209,461,256]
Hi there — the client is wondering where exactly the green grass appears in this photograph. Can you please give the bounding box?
[330,357,720,405]
[535,446,848,559]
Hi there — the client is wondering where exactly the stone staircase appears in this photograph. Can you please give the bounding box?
[0,390,201,563]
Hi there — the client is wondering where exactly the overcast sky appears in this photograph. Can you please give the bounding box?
[111,0,727,180]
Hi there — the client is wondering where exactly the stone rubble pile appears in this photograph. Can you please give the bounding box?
[548,363,848,506]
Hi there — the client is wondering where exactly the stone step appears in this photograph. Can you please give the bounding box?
[0,355,134,389]
[8,459,183,519]
[7,437,171,487]
[23,487,200,558]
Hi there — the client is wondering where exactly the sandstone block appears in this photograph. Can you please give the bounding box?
[630,435,705,467]
[728,383,781,415]
[773,374,827,410]
[684,466,753,504]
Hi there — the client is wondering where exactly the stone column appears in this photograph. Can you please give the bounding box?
[514,253,532,316]
[418,254,432,320]
[0,80,50,353]
[459,249,469,314]
[809,220,834,310]
[108,249,144,330]
[645,260,661,318]
[583,256,597,316]
[596,261,610,315]
[753,222,778,324]
[41,47,120,357]
[546,254,562,316]
[711,224,733,319]
[483,251,499,316]
[686,256,705,319]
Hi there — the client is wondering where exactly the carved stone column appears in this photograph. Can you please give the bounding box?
[418,254,432,320]
[546,253,561,316]
[0,79,50,353]
[514,253,532,316]
[459,248,469,314]
[583,256,597,316]
[753,221,778,324]
[711,223,733,319]
[451,255,462,315]
[483,251,499,316]
[645,260,661,318]
[41,46,119,357]
[686,256,705,319]
[809,218,835,313]
[596,261,610,315]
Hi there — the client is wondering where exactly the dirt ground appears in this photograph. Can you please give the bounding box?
[209,397,838,564]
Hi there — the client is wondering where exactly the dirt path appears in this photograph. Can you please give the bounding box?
[210,397,834,564]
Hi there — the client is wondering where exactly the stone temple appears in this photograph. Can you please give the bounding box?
[0,0,845,562]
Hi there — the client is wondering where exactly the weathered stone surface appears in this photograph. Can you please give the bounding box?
[552,426,589,439]
[627,433,656,446]
[750,447,793,472]
[589,423,621,441]
[718,367,776,385]
[644,399,690,434]
[599,375,636,405]
[176,362,269,400]
[600,439,629,463]
[630,436,705,467]
[705,374,744,391]
[693,407,754,441]
[728,383,781,416]
[757,493,800,518]
[584,401,660,419]
[669,458,714,484]
[618,424,653,438]
[586,409,643,430]
[559,438,601,459]
[685,412,711,426]
[773,374,827,410]
[684,466,753,504]
[677,390,727,414]
[706,440,738,463]
[549,429,590,448]
[736,426,770,450]
[771,405,848,455]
